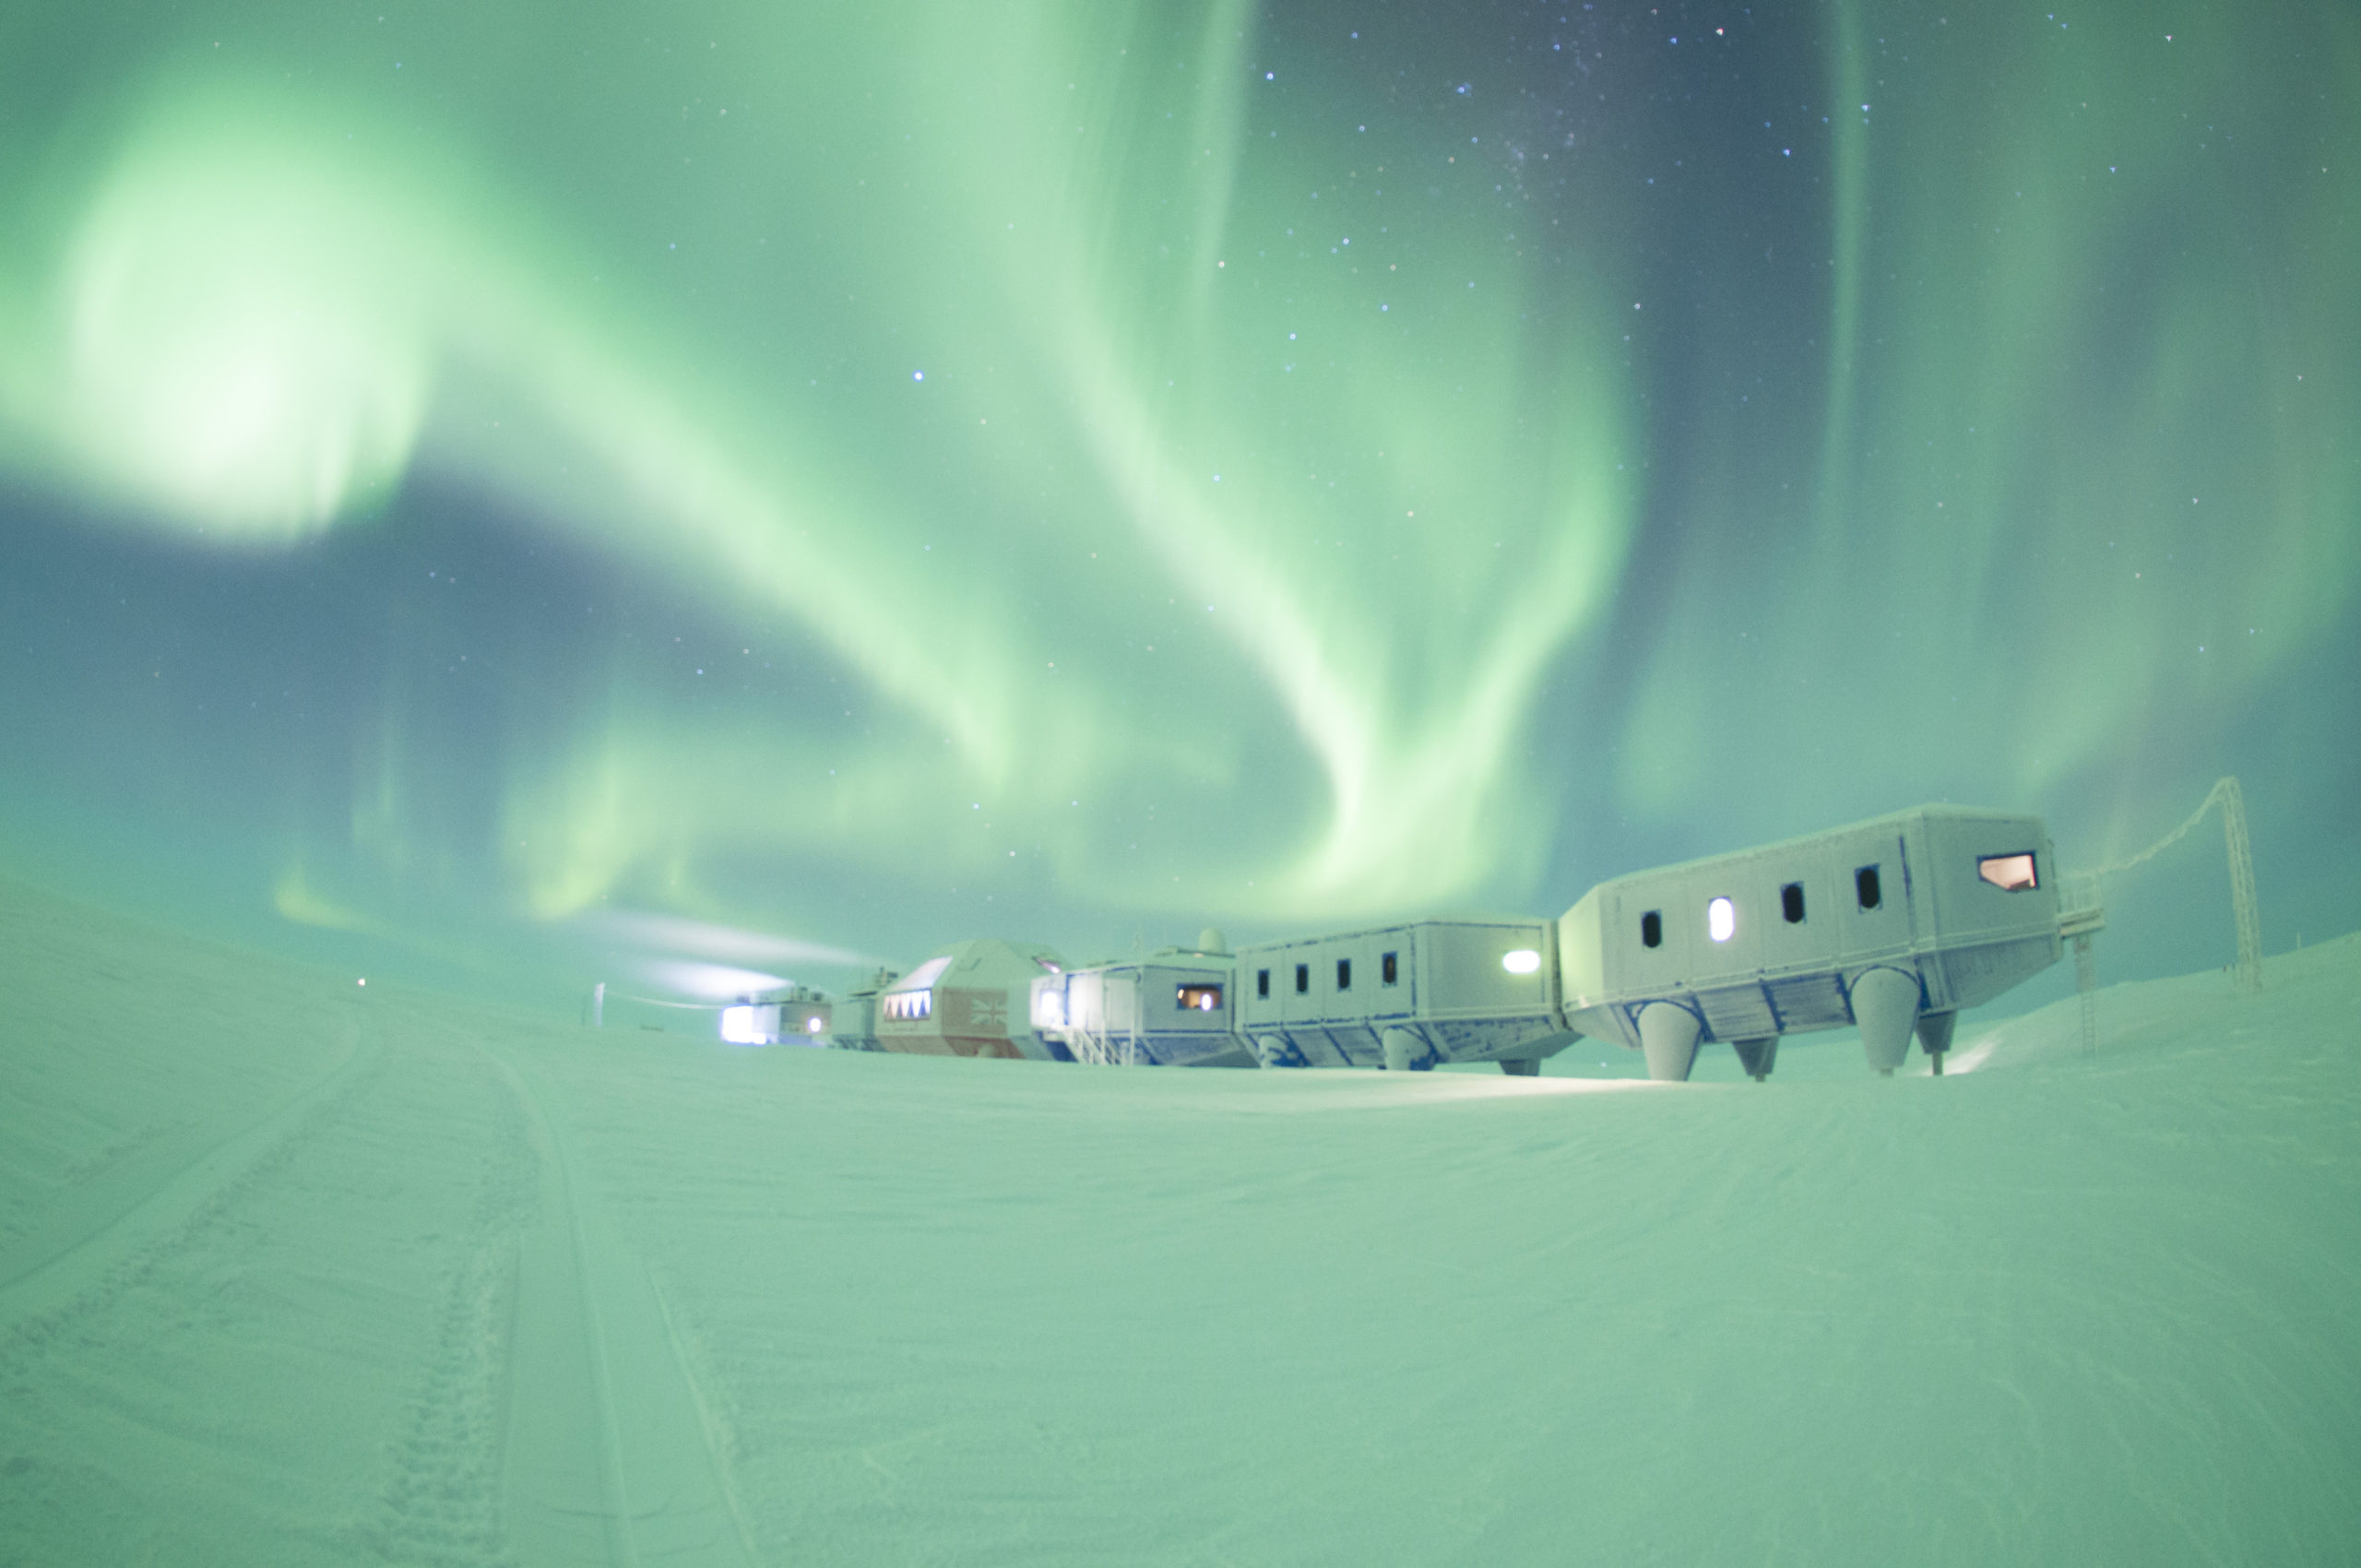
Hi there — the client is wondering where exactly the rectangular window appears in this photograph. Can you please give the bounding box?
[1641,910,1663,948]
[884,992,931,1022]
[1294,963,1309,994]
[1382,951,1398,985]
[1177,983,1224,1012]
[1257,968,1270,999]
[1336,957,1352,991]
[1977,852,2039,891]
[1782,882,1807,923]
[1857,865,1882,909]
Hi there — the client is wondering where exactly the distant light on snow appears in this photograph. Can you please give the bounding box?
[1501,948,1541,975]
[806,1016,825,1034]
[356,978,366,986]
[1707,897,1736,943]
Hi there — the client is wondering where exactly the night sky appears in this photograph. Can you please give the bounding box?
[1,2,2354,1010]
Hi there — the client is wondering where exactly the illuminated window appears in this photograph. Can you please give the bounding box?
[1295,963,1309,994]
[720,1005,765,1044]
[1501,948,1541,975]
[884,991,932,1022]
[1707,897,1736,944]
[1782,882,1806,923]
[1856,865,1882,909]
[1258,968,1270,998]
[1641,910,1663,948]
[1382,951,1398,985]
[1336,957,1352,991]
[1977,852,2039,891]
[1177,983,1224,1012]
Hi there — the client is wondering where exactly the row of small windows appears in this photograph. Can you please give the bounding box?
[1255,951,1401,998]
[1640,867,1874,948]
[882,991,932,1021]
[1636,853,2036,947]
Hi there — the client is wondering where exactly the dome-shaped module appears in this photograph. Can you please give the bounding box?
[873,939,1068,1061]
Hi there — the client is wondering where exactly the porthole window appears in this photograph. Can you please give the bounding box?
[1782,882,1806,923]
[1707,897,1736,944]
[1257,968,1270,999]
[1294,963,1309,994]
[1336,957,1352,991]
[1382,951,1399,985]
[1641,910,1663,948]
[1857,865,1882,909]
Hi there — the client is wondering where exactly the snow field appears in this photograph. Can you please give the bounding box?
[1,878,2355,1565]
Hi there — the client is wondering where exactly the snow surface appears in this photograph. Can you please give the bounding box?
[2,877,2356,1565]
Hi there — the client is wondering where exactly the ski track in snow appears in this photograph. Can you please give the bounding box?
[485,1044,761,1567]
[0,1020,376,1338]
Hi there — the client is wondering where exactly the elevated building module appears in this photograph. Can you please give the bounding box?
[874,939,1071,1061]
[825,968,902,1052]
[718,985,834,1045]
[1237,919,1577,1074]
[1029,932,1257,1068]
[1558,805,2065,1080]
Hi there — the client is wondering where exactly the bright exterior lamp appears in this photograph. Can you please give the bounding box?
[1501,948,1542,975]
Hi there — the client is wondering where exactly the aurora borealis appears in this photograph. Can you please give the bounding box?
[1,2,2355,1004]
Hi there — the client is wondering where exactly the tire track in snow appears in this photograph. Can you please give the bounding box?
[0,1020,378,1353]
[374,1052,540,1568]
[482,1047,761,1567]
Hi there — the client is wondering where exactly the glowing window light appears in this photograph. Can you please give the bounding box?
[806,1016,825,1034]
[1707,897,1737,944]
[1033,988,1066,1028]
[1977,852,2039,891]
[1501,948,1542,975]
[720,1004,765,1044]
[1177,983,1224,1011]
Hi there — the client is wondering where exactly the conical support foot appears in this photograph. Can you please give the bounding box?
[1731,1036,1780,1082]
[1850,967,1920,1075]
[1637,1004,1703,1083]
[1916,1011,1957,1075]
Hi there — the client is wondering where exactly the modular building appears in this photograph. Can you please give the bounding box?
[874,939,1070,1061]
[1028,932,1257,1068]
[718,985,834,1045]
[1556,805,2063,1080]
[1234,919,1576,1073]
[825,968,901,1052]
